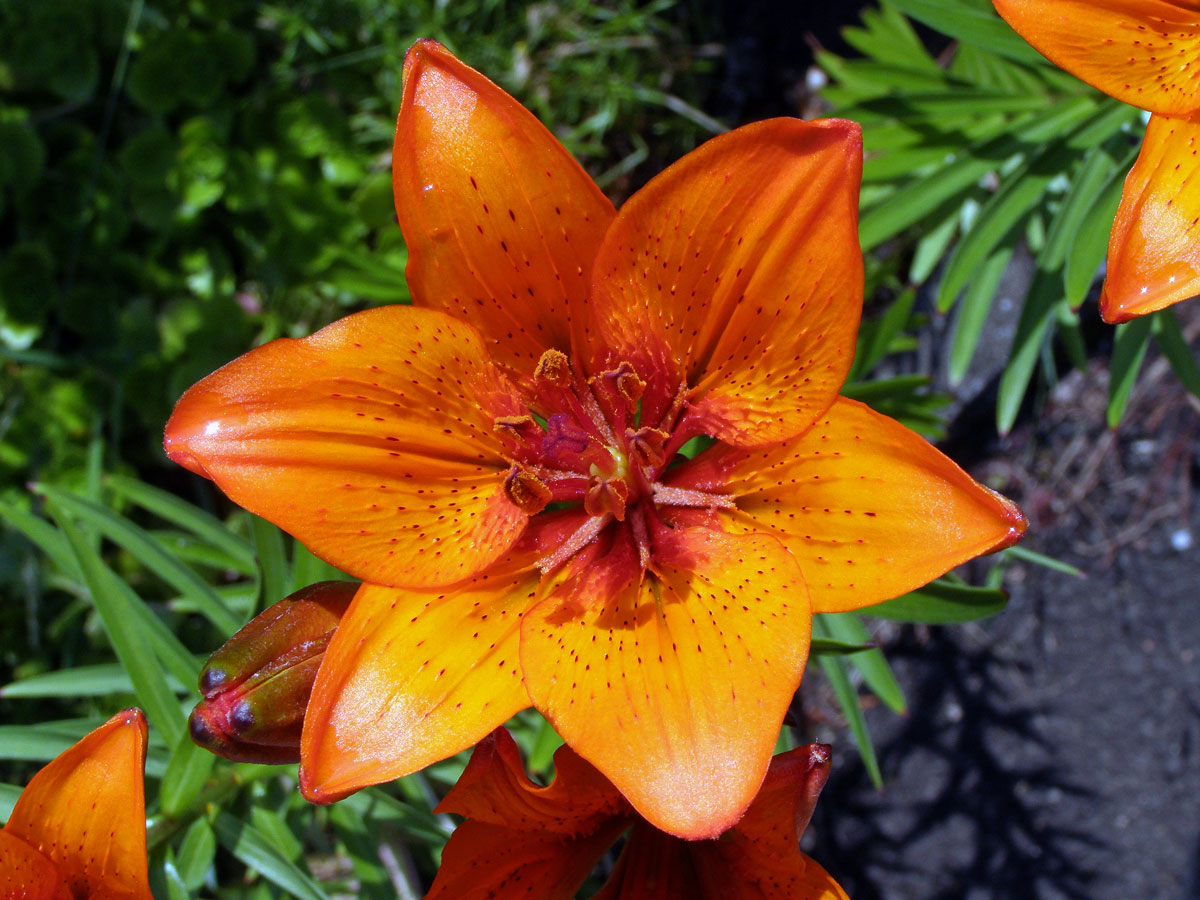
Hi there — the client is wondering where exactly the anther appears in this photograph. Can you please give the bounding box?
[585,478,629,522]
[503,465,554,514]
[493,414,542,446]
[627,426,669,470]
[534,349,572,387]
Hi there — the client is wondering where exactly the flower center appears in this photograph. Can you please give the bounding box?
[495,349,735,572]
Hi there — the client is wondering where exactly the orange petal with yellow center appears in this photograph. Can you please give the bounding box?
[0,831,67,900]
[164,305,528,590]
[520,522,812,840]
[5,710,151,900]
[669,397,1026,614]
[300,540,554,802]
[993,0,1200,116]
[394,40,616,379]
[1101,114,1200,322]
[589,118,863,446]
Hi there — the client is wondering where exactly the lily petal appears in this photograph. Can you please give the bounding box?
[164,305,528,589]
[5,710,150,900]
[299,546,548,802]
[669,397,1026,614]
[0,831,66,900]
[395,40,616,379]
[520,521,812,840]
[589,824,702,900]
[435,728,628,833]
[700,745,849,899]
[1102,114,1200,321]
[993,0,1200,116]
[589,118,863,445]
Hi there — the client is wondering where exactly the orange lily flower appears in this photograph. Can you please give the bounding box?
[0,709,151,900]
[993,0,1200,322]
[424,727,849,900]
[164,39,1024,838]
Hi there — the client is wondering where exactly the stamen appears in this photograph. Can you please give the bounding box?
[627,426,669,470]
[651,483,738,510]
[534,349,572,387]
[503,465,554,514]
[584,478,629,521]
[536,513,611,574]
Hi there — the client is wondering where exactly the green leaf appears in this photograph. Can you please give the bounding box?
[0,499,77,575]
[868,579,1009,624]
[949,245,1014,385]
[36,484,241,634]
[1064,149,1135,308]
[105,474,256,573]
[888,0,1046,64]
[47,503,187,744]
[818,655,882,789]
[214,812,330,900]
[176,818,217,891]
[1003,544,1084,577]
[816,614,906,714]
[160,732,217,817]
[996,273,1063,434]
[810,637,876,655]
[0,662,187,699]
[0,783,22,824]
[1107,317,1154,428]
[858,97,1098,249]
[0,718,104,762]
[1153,309,1200,400]
[851,288,917,380]
[251,516,290,610]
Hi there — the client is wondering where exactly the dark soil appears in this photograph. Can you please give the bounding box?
[805,302,1200,899]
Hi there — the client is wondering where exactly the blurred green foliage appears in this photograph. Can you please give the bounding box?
[820,0,1200,432]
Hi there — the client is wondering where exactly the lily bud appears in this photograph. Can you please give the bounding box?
[189,581,356,764]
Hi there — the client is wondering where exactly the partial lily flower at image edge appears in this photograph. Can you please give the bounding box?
[423,727,849,900]
[993,0,1200,322]
[0,709,151,900]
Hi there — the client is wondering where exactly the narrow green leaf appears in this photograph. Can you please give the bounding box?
[0,719,104,761]
[1,662,187,699]
[851,289,917,380]
[996,275,1064,434]
[859,98,1097,249]
[106,475,256,571]
[937,140,1076,311]
[48,503,186,744]
[810,637,876,655]
[0,783,22,824]
[176,818,217,891]
[868,579,1009,624]
[214,812,330,900]
[160,732,217,817]
[816,614,906,714]
[889,0,1045,63]
[1107,317,1154,428]
[818,655,882,789]
[251,516,290,609]
[949,245,1014,385]
[1003,544,1084,577]
[1064,150,1135,307]
[528,714,565,773]
[1153,308,1200,399]
[37,485,241,634]
[0,499,77,575]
